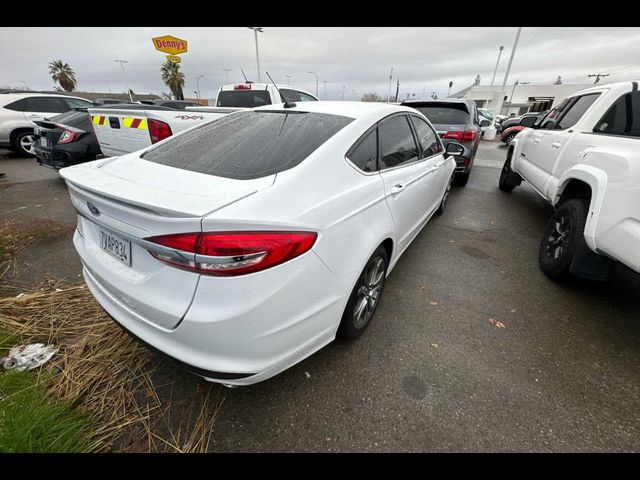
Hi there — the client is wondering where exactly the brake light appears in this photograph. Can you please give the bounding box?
[234,84,252,90]
[462,130,477,142]
[148,118,172,144]
[56,126,83,144]
[145,231,317,276]
[442,131,463,141]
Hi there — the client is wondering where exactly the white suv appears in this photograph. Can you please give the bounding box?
[498,80,640,281]
[0,92,94,156]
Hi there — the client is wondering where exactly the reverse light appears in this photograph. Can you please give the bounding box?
[145,231,318,276]
[148,118,173,144]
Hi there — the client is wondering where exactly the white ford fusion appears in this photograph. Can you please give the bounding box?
[60,101,457,386]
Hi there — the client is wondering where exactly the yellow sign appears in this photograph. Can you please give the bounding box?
[152,35,188,55]
[166,55,181,64]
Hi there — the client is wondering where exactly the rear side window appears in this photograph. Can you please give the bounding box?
[49,110,90,129]
[25,96,69,113]
[298,92,317,102]
[412,105,469,124]
[65,98,94,109]
[142,111,353,180]
[378,115,419,169]
[594,91,640,137]
[4,99,27,111]
[280,89,301,103]
[410,116,442,158]
[217,90,272,108]
[347,129,377,173]
[553,93,600,130]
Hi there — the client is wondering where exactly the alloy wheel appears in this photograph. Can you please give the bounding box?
[20,134,36,155]
[352,256,385,329]
[545,214,571,260]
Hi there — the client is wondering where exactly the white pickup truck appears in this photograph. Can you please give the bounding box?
[89,83,318,157]
[498,80,640,281]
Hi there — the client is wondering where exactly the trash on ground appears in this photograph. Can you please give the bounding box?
[1,343,59,371]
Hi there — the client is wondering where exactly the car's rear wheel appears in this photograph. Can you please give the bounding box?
[435,172,455,215]
[13,131,36,157]
[538,199,589,280]
[338,246,388,339]
[504,132,517,145]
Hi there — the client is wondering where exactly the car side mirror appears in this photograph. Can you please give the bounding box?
[480,119,490,127]
[445,142,464,156]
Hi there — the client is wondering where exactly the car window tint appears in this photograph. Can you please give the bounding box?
[25,96,68,113]
[413,106,469,124]
[555,93,600,130]
[142,111,353,180]
[65,98,93,109]
[378,115,419,169]
[217,90,272,108]
[410,116,442,158]
[298,92,317,102]
[280,89,301,103]
[594,91,640,137]
[4,99,28,111]
[347,129,377,172]
[49,110,90,129]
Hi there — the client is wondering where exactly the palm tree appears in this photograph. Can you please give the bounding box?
[160,61,185,100]
[48,60,77,92]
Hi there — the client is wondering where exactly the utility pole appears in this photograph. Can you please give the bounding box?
[323,80,327,99]
[223,68,231,83]
[588,73,610,85]
[195,75,204,101]
[114,59,132,102]
[308,71,319,97]
[491,27,522,127]
[285,75,291,85]
[490,46,504,86]
[247,27,263,82]
[342,85,346,101]
[387,67,393,103]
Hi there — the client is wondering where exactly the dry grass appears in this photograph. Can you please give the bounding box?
[0,279,224,452]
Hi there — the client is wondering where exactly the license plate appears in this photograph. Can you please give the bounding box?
[39,137,48,147]
[99,228,131,266]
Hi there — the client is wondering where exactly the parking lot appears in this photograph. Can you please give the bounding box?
[1,140,639,452]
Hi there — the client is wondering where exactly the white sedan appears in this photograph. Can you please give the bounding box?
[60,101,458,386]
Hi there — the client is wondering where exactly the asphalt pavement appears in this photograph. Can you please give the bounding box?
[1,142,638,452]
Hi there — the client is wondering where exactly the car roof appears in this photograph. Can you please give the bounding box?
[401,98,474,106]
[251,101,416,120]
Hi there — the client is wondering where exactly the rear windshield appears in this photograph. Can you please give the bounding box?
[49,110,90,129]
[141,111,354,180]
[412,105,470,124]
[217,90,272,108]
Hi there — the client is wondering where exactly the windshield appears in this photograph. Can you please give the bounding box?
[217,90,272,108]
[412,105,470,124]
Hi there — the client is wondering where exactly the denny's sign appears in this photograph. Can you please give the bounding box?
[152,35,188,55]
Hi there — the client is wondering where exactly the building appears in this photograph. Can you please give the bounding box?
[449,83,590,116]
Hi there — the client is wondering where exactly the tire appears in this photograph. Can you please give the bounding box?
[505,132,517,145]
[338,246,388,340]
[12,131,36,157]
[435,172,455,215]
[498,151,520,192]
[538,199,590,280]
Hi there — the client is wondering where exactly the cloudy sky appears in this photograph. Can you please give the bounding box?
[2,27,640,101]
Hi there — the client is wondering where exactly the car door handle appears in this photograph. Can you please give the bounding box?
[551,142,562,149]
[390,184,405,195]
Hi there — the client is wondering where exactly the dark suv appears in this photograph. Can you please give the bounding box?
[401,98,484,186]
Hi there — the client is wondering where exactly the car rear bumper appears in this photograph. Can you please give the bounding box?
[77,230,354,386]
[34,144,93,170]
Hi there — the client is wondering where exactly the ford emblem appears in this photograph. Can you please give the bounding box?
[87,202,100,216]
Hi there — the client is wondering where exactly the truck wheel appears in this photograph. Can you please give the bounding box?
[505,132,517,145]
[12,130,37,157]
[338,246,388,340]
[538,199,589,280]
[498,152,521,192]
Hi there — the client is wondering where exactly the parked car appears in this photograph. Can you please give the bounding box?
[94,98,131,105]
[0,93,95,156]
[500,111,547,132]
[140,100,202,109]
[216,82,318,108]
[498,80,640,281]
[500,114,541,145]
[33,108,101,170]
[401,98,483,186]
[59,102,458,386]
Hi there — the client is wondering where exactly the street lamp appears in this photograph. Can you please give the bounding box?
[194,90,199,100]
[247,27,263,82]
[490,46,504,87]
[323,80,327,99]
[223,68,231,83]
[195,75,204,101]
[491,27,522,126]
[509,80,529,104]
[285,75,291,85]
[308,71,319,97]
[342,85,346,101]
[114,59,132,102]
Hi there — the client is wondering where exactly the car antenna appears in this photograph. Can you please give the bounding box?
[240,68,253,84]
[266,71,296,108]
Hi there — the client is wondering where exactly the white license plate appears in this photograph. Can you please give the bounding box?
[39,137,48,147]
[99,228,131,266]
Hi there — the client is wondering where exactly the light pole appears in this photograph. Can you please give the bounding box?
[194,90,199,100]
[247,27,263,82]
[323,80,327,99]
[490,46,504,86]
[285,75,291,85]
[114,59,132,102]
[387,67,393,103]
[308,71,319,97]
[195,75,204,101]
[342,85,346,101]
[223,68,231,83]
[491,27,522,126]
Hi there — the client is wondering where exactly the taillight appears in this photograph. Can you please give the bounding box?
[443,131,463,141]
[57,127,83,144]
[144,231,317,276]
[148,119,172,144]
[462,130,477,142]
